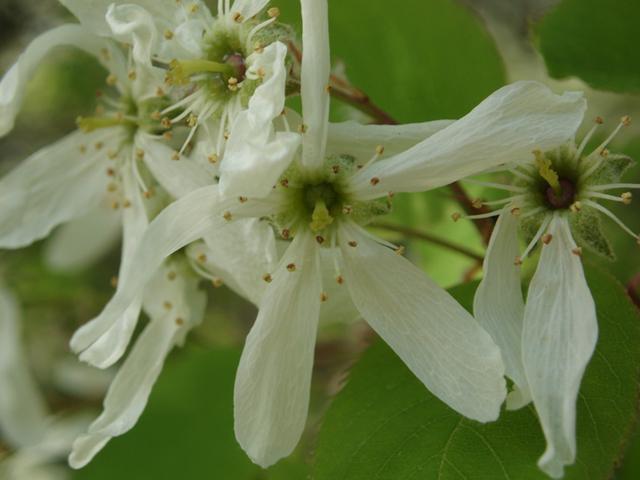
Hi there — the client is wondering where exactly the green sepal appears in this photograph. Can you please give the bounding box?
[518,210,547,247]
[584,154,635,186]
[568,207,616,260]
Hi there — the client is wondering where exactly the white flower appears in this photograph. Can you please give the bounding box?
[0,285,91,480]
[67,0,589,468]
[470,116,638,478]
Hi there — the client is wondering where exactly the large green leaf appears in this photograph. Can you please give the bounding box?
[313,264,640,479]
[537,0,640,94]
[275,0,505,123]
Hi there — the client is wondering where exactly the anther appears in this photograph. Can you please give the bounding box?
[110,276,118,287]
[95,141,104,150]
[101,48,110,60]
[106,167,115,175]
[514,256,523,266]
[197,253,207,263]
[600,148,610,157]
[316,236,325,244]
[163,131,173,140]
[167,271,176,280]
[594,116,604,125]
[188,3,198,13]
[370,177,380,186]
[106,74,117,86]
[208,154,219,164]
[510,207,521,216]
[395,246,405,255]
[342,206,352,214]
[107,150,117,159]
[254,42,265,54]
[111,201,119,210]
[162,117,172,128]
[107,182,117,192]
[228,77,238,91]
[233,12,244,23]
[319,292,329,302]
[268,7,280,17]
[451,213,462,222]
[143,189,154,198]
[95,90,103,99]
[156,87,165,96]
[388,190,395,198]
[262,273,272,283]
[281,229,290,239]
[570,201,583,213]
[163,301,172,309]
[376,145,384,155]
[334,274,344,284]
[298,124,308,133]
[280,179,289,188]
[78,145,86,154]
[223,211,232,221]
[187,113,198,127]
[238,196,248,203]
[256,68,266,78]
[622,116,632,127]
[286,263,296,272]
[348,241,358,247]
[171,151,180,161]
[332,166,340,174]
[175,317,184,326]
[164,29,174,40]
[127,70,136,80]
[213,278,223,287]
[123,43,132,48]
[622,192,633,204]
[572,247,583,257]
[472,198,482,209]
[324,84,332,93]
[122,199,131,208]
[114,112,124,122]
[151,110,161,121]
[541,233,553,245]
[135,149,145,160]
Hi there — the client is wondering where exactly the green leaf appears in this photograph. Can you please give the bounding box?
[72,345,310,480]
[313,264,640,479]
[537,0,640,94]
[275,0,506,123]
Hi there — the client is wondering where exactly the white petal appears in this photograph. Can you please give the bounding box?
[338,223,506,422]
[231,0,270,19]
[473,212,531,409]
[0,25,104,137]
[349,81,587,197]
[234,230,322,467]
[0,128,120,248]
[0,287,48,449]
[318,247,361,326]
[220,42,301,199]
[106,4,157,67]
[68,434,110,469]
[326,119,454,161]
[523,215,597,478]
[69,185,237,353]
[43,205,121,273]
[299,0,330,175]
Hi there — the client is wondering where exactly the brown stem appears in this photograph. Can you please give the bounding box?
[374,222,484,263]
[448,182,495,245]
[626,270,640,309]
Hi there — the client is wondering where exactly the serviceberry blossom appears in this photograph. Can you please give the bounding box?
[464,116,637,478]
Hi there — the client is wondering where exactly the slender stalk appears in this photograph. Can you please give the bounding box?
[373,222,484,263]
[448,182,495,245]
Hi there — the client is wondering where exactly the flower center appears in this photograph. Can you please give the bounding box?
[543,177,576,210]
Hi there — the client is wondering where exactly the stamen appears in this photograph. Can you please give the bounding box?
[520,213,554,261]
[587,183,640,192]
[587,192,631,203]
[481,194,527,206]
[583,200,640,240]
[592,117,630,155]
[573,118,601,162]
[246,17,277,49]
[457,207,510,221]
[508,168,535,183]
[520,205,546,218]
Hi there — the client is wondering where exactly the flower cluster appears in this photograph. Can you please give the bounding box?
[0,0,636,478]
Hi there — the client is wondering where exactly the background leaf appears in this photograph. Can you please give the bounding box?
[536,0,640,94]
[313,264,640,479]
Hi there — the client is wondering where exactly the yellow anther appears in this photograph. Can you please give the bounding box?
[213,278,223,287]
[262,273,273,283]
[332,165,340,174]
[110,276,118,287]
[208,154,219,164]
[161,117,172,128]
[510,207,521,216]
[107,150,117,159]
[163,301,172,309]
[171,151,180,161]
[197,253,207,263]
[594,116,604,125]
[111,201,119,210]
[114,112,124,122]
[622,192,633,204]
[123,42,132,48]
[570,201,583,213]
[127,70,136,80]
[78,145,86,153]
[101,48,110,61]
[370,177,380,186]
[514,257,523,266]
[472,198,482,209]
[281,229,290,239]
[334,274,344,284]
[622,116,632,126]
[228,77,239,91]
[188,3,198,13]
[151,110,161,120]
[600,148,610,158]
[395,246,405,255]
[256,68,266,78]
[348,241,358,247]
[167,271,176,280]
[122,199,131,208]
[164,29,174,40]
[163,131,174,140]
[572,247,583,256]
[156,86,165,96]
[223,211,232,221]
[143,189,154,198]
[254,42,265,53]
[238,196,248,203]
[232,12,244,23]
[106,168,115,175]
[388,190,395,198]
[175,317,184,326]
[268,7,280,17]
[286,263,296,272]
[342,206,352,214]
[298,124,308,133]
[376,145,385,155]
[451,212,462,222]
[280,179,289,188]
[319,292,329,302]
[324,84,333,93]
[541,233,553,245]
[135,149,145,159]
[107,182,117,192]
[106,74,117,86]
[187,113,198,127]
